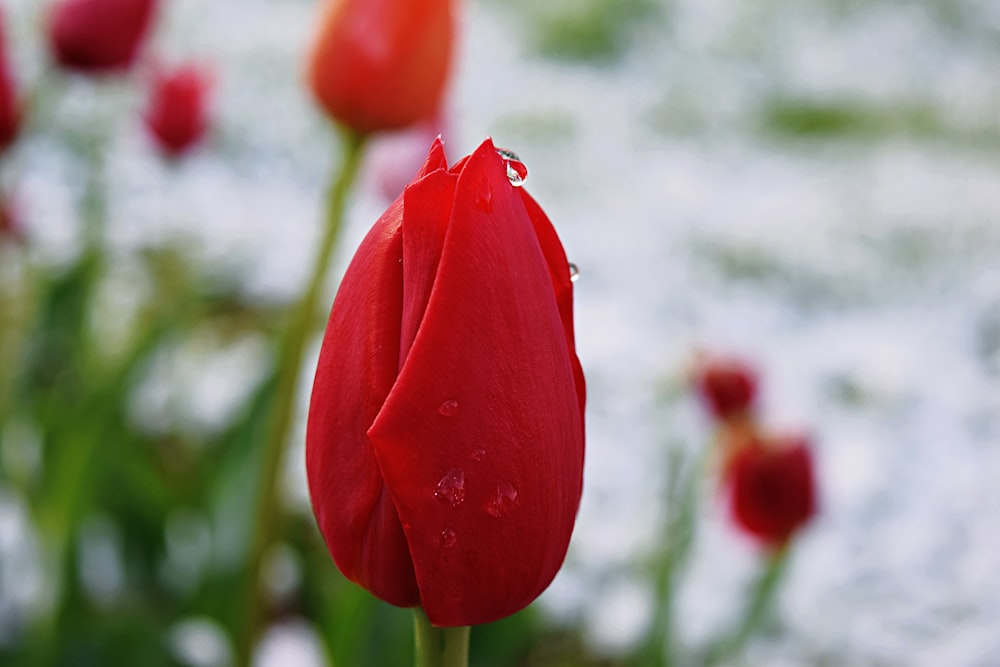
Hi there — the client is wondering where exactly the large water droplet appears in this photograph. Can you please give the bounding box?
[440,525,457,548]
[471,448,487,462]
[568,263,580,283]
[485,479,518,518]
[434,468,465,507]
[438,399,459,417]
[496,148,528,187]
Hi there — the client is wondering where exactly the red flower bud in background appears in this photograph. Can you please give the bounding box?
[306,0,455,134]
[695,355,758,421]
[143,63,212,159]
[307,138,585,627]
[726,435,817,548]
[47,0,158,74]
[0,194,21,242]
[0,9,21,153]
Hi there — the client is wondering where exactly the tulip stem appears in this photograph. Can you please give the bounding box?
[236,129,367,667]
[703,545,790,665]
[413,608,470,667]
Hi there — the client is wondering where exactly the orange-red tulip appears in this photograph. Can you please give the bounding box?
[306,0,455,134]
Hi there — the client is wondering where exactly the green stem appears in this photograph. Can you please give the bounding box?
[413,608,470,667]
[235,130,367,667]
[634,444,705,667]
[705,546,790,665]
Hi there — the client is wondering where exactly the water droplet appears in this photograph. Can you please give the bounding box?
[474,185,493,212]
[485,479,518,518]
[471,448,487,462]
[496,147,528,187]
[440,525,457,548]
[568,263,580,283]
[434,468,465,506]
[438,399,459,417]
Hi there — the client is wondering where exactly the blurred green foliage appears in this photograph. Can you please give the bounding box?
[498,0,658,63]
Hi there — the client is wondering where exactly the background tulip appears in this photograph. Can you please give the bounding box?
[307,137,585,627]
[306,0,455,134]
[726,436,817,547]
[695,355,758,422]
[143,63,212,158]
[0,9,20,153]
[47,0,158,74]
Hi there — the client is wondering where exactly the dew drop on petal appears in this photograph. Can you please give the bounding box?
[485,479,518,518]
[438,399,459,417]
[435,468,466,506]
[471,448,487,462]
[496,147,527,187]
[440,525,457,548]
[568,263,580,283]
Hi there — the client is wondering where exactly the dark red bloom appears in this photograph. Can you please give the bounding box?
[0,194,21,242]
[0,9,20,152]
[726,436,817,547]
[143,63,212,158]
[307,138,585,627]
[47,0,158,74]
[695,355,758,421]
[306,0,455,134]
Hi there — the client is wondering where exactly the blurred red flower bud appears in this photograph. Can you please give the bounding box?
[695,355,758,421]
[0,194,23,242]
[0,9,21,152]
[307,138,585,626]
[47,0,158,74]
[726,436,817,547]
[306,0,455,134]
[143,63,212,158]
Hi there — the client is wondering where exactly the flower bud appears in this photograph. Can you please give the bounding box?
[47,0,158,74]
[143,63,212,158]
[306,0,455,134]
[0,9,21,152]
[694,355,758,421]
[307,138,585,626]
[725,435,817,547]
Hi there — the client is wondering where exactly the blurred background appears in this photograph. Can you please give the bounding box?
[2,0,1000,665]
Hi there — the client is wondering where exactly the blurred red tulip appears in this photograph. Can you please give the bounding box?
[0,194,22,242]
[0,9,21,152]
[726,436,817,547]
[307,138,585,626]
[143,63,212,158]
[47,0,158,74]
[306,0,455,134]
[695,355,758,421]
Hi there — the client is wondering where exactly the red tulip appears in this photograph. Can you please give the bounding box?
[695,355,758,421]
[47,0,158,74]
[307,138,585,627]
[726,436,817,547]
[0,9,20,153]
[0,194,21,242]
[306,0,455,134]
[143,63,212,158]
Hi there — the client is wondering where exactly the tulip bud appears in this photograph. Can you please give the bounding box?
[0,195,20,242]
[143,63,212,159]
[307,138,585,627]
[306,0,455,134]
[47,0,158,74]
[0,9,21,153]
[694,355,758,421]
[725,435,817,547]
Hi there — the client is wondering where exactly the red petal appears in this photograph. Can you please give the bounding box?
[306,198,420,606]
[368,139,584,626]
[399,166,457,362]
